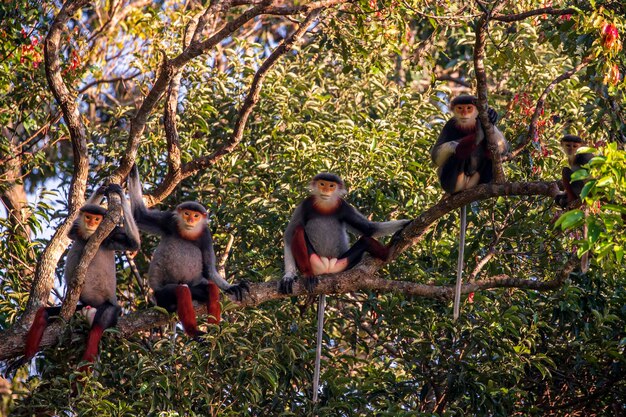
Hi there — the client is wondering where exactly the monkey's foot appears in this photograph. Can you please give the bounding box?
[279,276,296,294]
[225,281,250,301]
[303,276,319,292]
[309,254,348,275]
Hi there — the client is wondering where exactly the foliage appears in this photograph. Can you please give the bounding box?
[1,0,625,416]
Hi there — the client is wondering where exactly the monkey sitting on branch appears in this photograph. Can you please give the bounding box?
[430,94,509,321]
[128,165,248,337]
[24,184,140,365]
[279,172,410,402]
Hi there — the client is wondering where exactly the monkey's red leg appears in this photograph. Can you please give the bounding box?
[82,324,105,363]
[80,302,120,368]
[24,307,49,359]
[175,284,200,336]
[207,282,221,324]
[292,225,313,276]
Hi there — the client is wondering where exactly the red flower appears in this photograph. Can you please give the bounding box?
[601,23,619,50]
[467,292,475,304]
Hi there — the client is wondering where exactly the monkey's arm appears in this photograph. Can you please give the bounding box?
[200,229,248,301]
[282,203,305,278]
[67,221,82,241]
[278,203,306,294]
[85,185,108,206]
[103,184,141,252]
[430,121,460,166]
[127,164,171,236]
[487,125,509,156]
[343,203,410,238]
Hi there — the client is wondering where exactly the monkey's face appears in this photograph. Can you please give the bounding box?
[453,104,478,130]
[561,140,583,156]
[315,180,340,201]
[178,209,206,230]
[81,212,103,236]
[311,179,344,212]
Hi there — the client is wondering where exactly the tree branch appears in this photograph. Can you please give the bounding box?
[473,2,507,183]
[0,180,573,361]
[492,7,577,23]
[182,9,321,175]
[147,8,324,204]
[21,0,92,328]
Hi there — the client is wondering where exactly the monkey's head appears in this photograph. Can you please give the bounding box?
[79,204,107,238]
[309,173,346,212]
[451,95,478,131]
[175,201,207,240]
[560,134,585,156]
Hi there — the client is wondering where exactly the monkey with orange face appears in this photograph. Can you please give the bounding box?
[430,95,509,320]
[430,95,509,194]
[25,184,140,363]
[128,165,248,337]
[279,172,409,294]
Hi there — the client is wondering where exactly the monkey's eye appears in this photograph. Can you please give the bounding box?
[193,213,200,219]
[329,183,336,188]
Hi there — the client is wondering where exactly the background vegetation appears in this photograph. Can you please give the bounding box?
[0,0,624,415]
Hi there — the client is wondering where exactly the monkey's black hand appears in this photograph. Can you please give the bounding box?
[303,276,319,293]
[94,184,110,196]
[279,276,296,294]
[225,281,249,301]
[105,184,124,196]
[487,107,499,125]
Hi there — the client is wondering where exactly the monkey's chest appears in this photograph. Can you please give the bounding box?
[305,217,349,258]
[149,237,203,285]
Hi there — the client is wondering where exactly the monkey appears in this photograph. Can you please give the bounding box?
[430,95,509,194]
[554,134,595,273]
[128,165,249,337]
[24,184,140,364]
[278,172,410,402]
[554,135,594,209]
[430,95,509,321]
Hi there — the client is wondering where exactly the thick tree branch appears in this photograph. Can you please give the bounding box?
[492,7,577,23]
[21,0,92,327]
[0,180,573,361]
[473,3,506,183]
[389,181,559,257]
